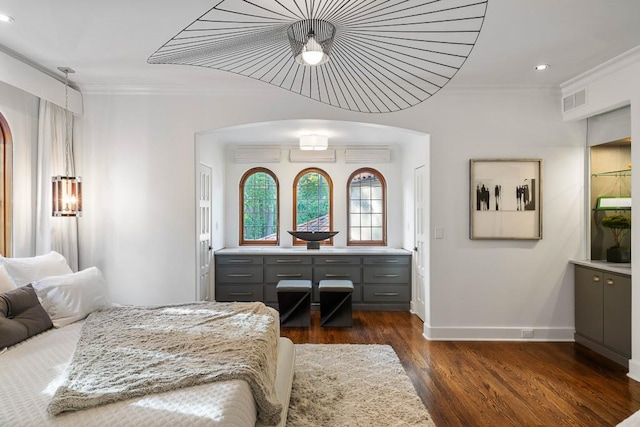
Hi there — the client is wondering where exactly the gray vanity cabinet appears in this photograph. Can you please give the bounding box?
[313,256,362,303]
[574,264,631,367]
[215,255,264,302]
[214,251,411,311]
[264,257,312,305]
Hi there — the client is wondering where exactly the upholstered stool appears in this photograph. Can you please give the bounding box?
[276,280,312,327]
[319,280,354,327]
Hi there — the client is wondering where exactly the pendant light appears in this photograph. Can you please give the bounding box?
[52,67,82,217]
[287,19,335,67]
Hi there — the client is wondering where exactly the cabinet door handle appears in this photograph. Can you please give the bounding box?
[606,278,615,286]
[277,273,303,278]
[373,259,399,263]
[374,274,400,278]
[228,273,253,277]
[374,292,400,296]
[276,259,302,263]
[228,259,252,264]
[592,275,600,282]
[325,274,350,278]
[324,260,351,264]
[229,292,253,296]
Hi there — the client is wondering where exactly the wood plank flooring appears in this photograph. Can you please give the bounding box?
[280,311,640,426]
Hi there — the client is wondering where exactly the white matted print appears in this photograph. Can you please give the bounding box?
[470,159,542,240]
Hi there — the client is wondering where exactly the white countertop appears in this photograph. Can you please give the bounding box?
[215,247,412,256]
[570,260,631,276]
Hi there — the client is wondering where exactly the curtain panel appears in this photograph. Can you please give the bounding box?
[36,101,79,271]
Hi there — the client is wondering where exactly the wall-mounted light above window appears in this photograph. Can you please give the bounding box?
[299,134,328,151]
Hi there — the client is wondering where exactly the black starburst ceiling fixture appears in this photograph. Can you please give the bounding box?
[148,0,488,113]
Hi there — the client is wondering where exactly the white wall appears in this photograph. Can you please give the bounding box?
[76,85,585,342]
[421,89,585,340]
[0,80,40,257]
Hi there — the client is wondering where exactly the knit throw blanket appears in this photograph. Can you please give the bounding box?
[47,301,283,425]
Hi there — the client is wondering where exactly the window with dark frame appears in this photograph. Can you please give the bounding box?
[293,168,333,245]
[239,167,279,245]
[347,168,386,246]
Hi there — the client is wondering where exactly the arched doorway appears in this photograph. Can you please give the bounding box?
[0,113,12,256]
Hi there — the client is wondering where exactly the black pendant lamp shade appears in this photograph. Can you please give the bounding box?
[148,0,488,113]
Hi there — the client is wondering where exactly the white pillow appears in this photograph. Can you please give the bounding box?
[0,264,16,293]
[2,251,73,287]
[32,267,111,327]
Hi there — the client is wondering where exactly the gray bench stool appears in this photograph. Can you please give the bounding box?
[276,280,312,327]
[319,280,354,327]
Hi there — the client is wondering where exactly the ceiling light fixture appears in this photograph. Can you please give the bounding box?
[535,64,550,71]
[52,67,82,217]
[287,19,335,66]
[299,134,328,151]
[148,0,488,113]
[0,14,14,23]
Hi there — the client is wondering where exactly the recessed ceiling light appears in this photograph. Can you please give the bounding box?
[535,64,550,71]
[0,14,14,23]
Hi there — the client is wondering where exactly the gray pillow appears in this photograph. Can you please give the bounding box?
[0,284,53,348]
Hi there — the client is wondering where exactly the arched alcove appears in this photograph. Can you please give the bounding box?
[0,112,13,256]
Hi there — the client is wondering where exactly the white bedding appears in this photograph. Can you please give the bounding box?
[0,321,294,427]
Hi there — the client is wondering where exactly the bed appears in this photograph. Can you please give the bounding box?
[0,252,294,427]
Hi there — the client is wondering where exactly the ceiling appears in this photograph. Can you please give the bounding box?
[1,0,640,97]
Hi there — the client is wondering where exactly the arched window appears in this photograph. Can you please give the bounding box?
[347,168,386,246]
[293,168,333,245]
[0,113,12,256]
[239,168,279,245]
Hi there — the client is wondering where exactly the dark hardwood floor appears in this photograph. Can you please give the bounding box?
[280,311,640,427]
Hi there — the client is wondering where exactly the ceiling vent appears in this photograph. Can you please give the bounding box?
[235,148,281,163]
[290,148,336,163]
[562,88,587,113]
[345,148,391,164]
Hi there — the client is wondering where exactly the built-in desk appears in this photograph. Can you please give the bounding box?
[570,260,631,367]
[214,248,412,311]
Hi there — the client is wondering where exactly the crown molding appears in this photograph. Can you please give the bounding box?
[560,45,640,93]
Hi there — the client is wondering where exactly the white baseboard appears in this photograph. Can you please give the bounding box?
[628,359,640,383]
[423,325,575,342]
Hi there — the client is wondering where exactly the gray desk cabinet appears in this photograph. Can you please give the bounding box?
[214,251,411,311]
[574,264,631,367]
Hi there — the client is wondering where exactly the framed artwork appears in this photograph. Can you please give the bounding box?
[469,159,542,240]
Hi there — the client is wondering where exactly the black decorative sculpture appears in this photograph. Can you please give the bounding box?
[288,231,339,249]
[148,0,488,113]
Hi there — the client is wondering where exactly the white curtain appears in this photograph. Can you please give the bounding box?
[36,101,79,271]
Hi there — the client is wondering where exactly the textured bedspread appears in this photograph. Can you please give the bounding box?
[47,301,282,425]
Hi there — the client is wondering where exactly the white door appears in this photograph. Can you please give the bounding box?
[413,165,427,321]
[197,163,213,301]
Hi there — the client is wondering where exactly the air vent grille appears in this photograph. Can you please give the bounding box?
[563,88,587,113]
[235,148,281,163]
[345,149,391,163]
[289,149,336,163]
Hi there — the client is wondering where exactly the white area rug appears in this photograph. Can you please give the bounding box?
[619,410,640,426]
[287,344,435,426]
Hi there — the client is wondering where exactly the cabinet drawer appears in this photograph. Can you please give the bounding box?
[363,285,410,302]
[216,266,263,284]
[265,257,312,265]
[363,256,410,265]
[215,256,263,265]
[313,256,361,265]
[314,266,361,283]
[216,285,263,302]
[363,267,409,284]
[265,265,313,283]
